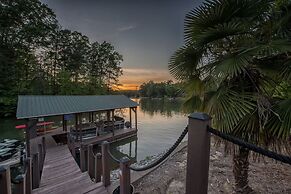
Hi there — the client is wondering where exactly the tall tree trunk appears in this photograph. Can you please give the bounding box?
[233,147,254,194]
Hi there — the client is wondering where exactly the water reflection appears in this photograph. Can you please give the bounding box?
[111,98,187,162]
[139,98,184,117]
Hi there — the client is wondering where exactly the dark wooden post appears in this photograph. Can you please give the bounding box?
[14,174,26,194]
[62,115,65,131]
[101,141,110,187]
[87,144,95,178]
[26,119,37,157]
[134,107,137,130]
[75,114,78,141]
[80,144,86,172]
[42,137,46,157]
[129,108,132,128]
[94,153,102,183]
[79,113,83,142]
[32,153,40,189]
[25,157,32,194]
[186,112,211,194]
[38,144,43,173]
[119,157,131,194]
[0,166,11,194]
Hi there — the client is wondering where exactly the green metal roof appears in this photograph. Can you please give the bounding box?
[16,95,138,119]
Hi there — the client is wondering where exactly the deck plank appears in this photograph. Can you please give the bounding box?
[33,140,107,194]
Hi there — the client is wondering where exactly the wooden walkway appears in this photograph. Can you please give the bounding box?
[32,144,108,194]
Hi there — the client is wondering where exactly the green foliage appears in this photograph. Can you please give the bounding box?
[0,0,123,117]
[139,80,182,98]
[169,0,291,145]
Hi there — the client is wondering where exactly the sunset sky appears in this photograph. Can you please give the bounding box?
[41,0,202,90]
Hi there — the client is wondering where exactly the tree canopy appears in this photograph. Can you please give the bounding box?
[139,80,182,98]
[0,0,123,117]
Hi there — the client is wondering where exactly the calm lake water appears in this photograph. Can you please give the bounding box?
[0,98,188,162]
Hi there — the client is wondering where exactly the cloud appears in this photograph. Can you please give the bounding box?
[117,25,136,32]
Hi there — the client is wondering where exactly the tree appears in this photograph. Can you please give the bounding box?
[88,41,123,91]
[0,0,58,116]
[169,0,291,193]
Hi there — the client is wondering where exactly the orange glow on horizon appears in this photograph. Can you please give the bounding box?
[116,84,139,91]
[116,68,173,90]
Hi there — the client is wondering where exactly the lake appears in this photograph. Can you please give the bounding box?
[0,98,188,162]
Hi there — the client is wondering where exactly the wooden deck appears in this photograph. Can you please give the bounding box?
[75,128,137,148]
[32,144,108,194]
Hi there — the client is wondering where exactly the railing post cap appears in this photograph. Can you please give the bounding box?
[188,112,211,121]
[120,156,131,163]
[0,165,9,172]
[102,141,109,145]
[15,174,24,182]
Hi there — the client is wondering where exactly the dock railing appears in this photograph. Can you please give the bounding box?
[104,112,291,194]
[0,137,46,194]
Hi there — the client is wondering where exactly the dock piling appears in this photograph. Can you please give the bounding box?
[0,166,11,194]
[32,153,40,189]
[101,141,111,187]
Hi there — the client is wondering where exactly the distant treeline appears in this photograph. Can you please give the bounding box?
[0,0,122,117]
[139,80,183,98]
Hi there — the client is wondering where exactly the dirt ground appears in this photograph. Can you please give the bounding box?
[133,144,291,194]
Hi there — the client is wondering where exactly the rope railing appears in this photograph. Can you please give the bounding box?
[107,126,188,171]
[208,127,291,165]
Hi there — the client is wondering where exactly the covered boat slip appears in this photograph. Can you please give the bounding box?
[17,95,138,151]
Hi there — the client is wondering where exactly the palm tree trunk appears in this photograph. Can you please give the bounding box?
[233,147,254,194]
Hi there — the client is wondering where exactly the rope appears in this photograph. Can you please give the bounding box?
[129,126,188,171]
[108,149,122,164]
[208,127,291,165]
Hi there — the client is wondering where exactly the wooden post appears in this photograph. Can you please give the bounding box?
[94,153,102,183]
[14,174,26,194]
[0,166,11,194]
[101,141,110,187]
[62,115,65,131]
[79,113,83,142]
[107,111,111,121]
[87,144,95,178]
[71,137,76,158]
[26,119,37,157]
[119,157,131,194]
[80,144,86,172]
[186,113,211,194]
[32,153,40,189]
[75,113,79,141]
[134,107,137,130]
[129,108,132,128]
[42,137,46,157]
[38,144,43,174]
[25,157,32,194]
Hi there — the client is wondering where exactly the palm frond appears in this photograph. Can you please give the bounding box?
[168,46,204,80]
[204,87,256,132]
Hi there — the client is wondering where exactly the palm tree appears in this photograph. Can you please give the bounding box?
[169,0,291,193]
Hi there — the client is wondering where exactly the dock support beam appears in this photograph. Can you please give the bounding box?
[186,113,211,194]
[88,144,95,178]
[94,153,102,183]
[80,144,87,172]
[119,157,131,194]
[32,153,40,189]
[101,141,110,187]
[14,174,26,194]
[0,166,11,194]
[25,157,32,194]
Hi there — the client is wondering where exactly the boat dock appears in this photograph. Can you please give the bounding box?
[32,142,107,194]
[0,95,139,194]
